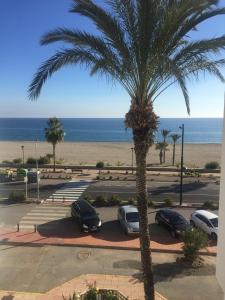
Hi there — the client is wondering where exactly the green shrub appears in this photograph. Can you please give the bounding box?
[96,175,100,180]
[93,195,108,207]
[128,198,136,205]
[107,195,121,206]
[13,158,22,164]
[26,157,36,164]
[164,197,173,207]
[109,175,112,180]
[83,194,92,203]
[182,228,208,263]
[9,191,26,202]
[2,160,12,164]
[205,161,220,170]
[38,156,50,165]
[96,161,104,169]
[63,292,79,300]
[201,201,216,210]
[147,199,154,208]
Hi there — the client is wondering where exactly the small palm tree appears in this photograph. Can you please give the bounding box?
[161,129,171,163]
[170,134,181,166]
[45,117,64,172]
[28,2,225,299]
[155,142,167,165]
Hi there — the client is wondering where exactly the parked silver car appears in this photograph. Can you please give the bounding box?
[118,205,140,235]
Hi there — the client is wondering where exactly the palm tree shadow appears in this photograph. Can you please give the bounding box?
[149,223,181,245]
[151,181,208,195]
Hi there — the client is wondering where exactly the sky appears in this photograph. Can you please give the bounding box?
[0,0,225,118]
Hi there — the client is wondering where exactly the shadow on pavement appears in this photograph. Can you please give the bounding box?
[37,218,138,242]
[153,261,216,283]
[151,181,208,195]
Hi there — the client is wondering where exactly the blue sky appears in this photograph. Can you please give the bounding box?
[0,0,225,118]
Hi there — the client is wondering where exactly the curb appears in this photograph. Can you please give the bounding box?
[0,240,216,256]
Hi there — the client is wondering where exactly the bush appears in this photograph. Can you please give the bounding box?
[205,161,220,170]
[107,195,121,206]
[147,198,154,208]
[2,160,12,164]
[83,194,92,203]
[201,201,216,210]
[182,228,208,263]
[109,175,112,180]
[164,197,173,207]
[63,293,79,300]
[128,198,136,205]
[93,195,108,207]
[96,175,100,180]
[9,191,26,202]
[38,156,50,165]
[96,161,104,169]
[26,157,36,164]
[13,158,22,164]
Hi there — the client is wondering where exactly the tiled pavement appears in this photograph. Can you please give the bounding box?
[0,228,217,255]
[0,274,167,300]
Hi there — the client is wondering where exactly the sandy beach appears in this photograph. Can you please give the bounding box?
[0,141,221,168]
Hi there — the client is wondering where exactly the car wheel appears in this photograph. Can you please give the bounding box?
[190,220,195,227]
[211,232,217,241]
[170,230,176,238]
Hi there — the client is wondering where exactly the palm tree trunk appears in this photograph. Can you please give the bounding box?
[53,144,56,173]
[133,129,155,300]
[163,138,166,164]
[172,143,175,166]
[160,150,163,165]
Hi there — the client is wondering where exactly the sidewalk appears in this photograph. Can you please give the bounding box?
[0,228,217,255]
[0,274,167,300]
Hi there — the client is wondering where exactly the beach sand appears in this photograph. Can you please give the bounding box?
[0,141,221,168]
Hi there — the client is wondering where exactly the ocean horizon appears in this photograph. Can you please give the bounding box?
[0,118,223,144]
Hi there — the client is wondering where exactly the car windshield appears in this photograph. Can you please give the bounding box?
[210,217,218,228]
[82,210,97,220]
[126,212,139,223]
[172,215,186,225]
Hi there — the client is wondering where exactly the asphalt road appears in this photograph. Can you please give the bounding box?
[86,180,219,204]
[0,179,219,204]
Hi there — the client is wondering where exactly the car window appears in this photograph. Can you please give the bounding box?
[197,214,212,227]
[172,215,186,225]
[210,218,218,228]
[126,212,139,223]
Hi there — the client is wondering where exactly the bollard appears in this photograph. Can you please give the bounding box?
[17,223,20,232]
[34,224,37,233]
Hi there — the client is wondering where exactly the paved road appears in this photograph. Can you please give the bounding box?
[0,179,219,204]
[86,180,220,204]
[0,245,222,300]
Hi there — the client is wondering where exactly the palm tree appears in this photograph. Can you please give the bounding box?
[155,142,167,165]
[28,2,225,299]
[45,117,64,172]
[161,129,171,164]
[170,134,181,166]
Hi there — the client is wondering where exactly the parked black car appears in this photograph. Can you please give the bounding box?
[71,200,102,232]
[155,208,190,238]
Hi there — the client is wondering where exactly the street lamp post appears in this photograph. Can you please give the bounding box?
[21,145,25,166]
[179,124,184,206]
[35,140,40,202]
[131,147,134,174]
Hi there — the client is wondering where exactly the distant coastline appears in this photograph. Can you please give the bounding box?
[0,118,223,143]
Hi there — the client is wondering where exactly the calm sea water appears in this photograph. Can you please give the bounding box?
[0,118,223,143]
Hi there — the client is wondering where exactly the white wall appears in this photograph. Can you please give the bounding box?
[216,100,225,299]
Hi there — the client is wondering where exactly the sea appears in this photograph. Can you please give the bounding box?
[0,118,223,144]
